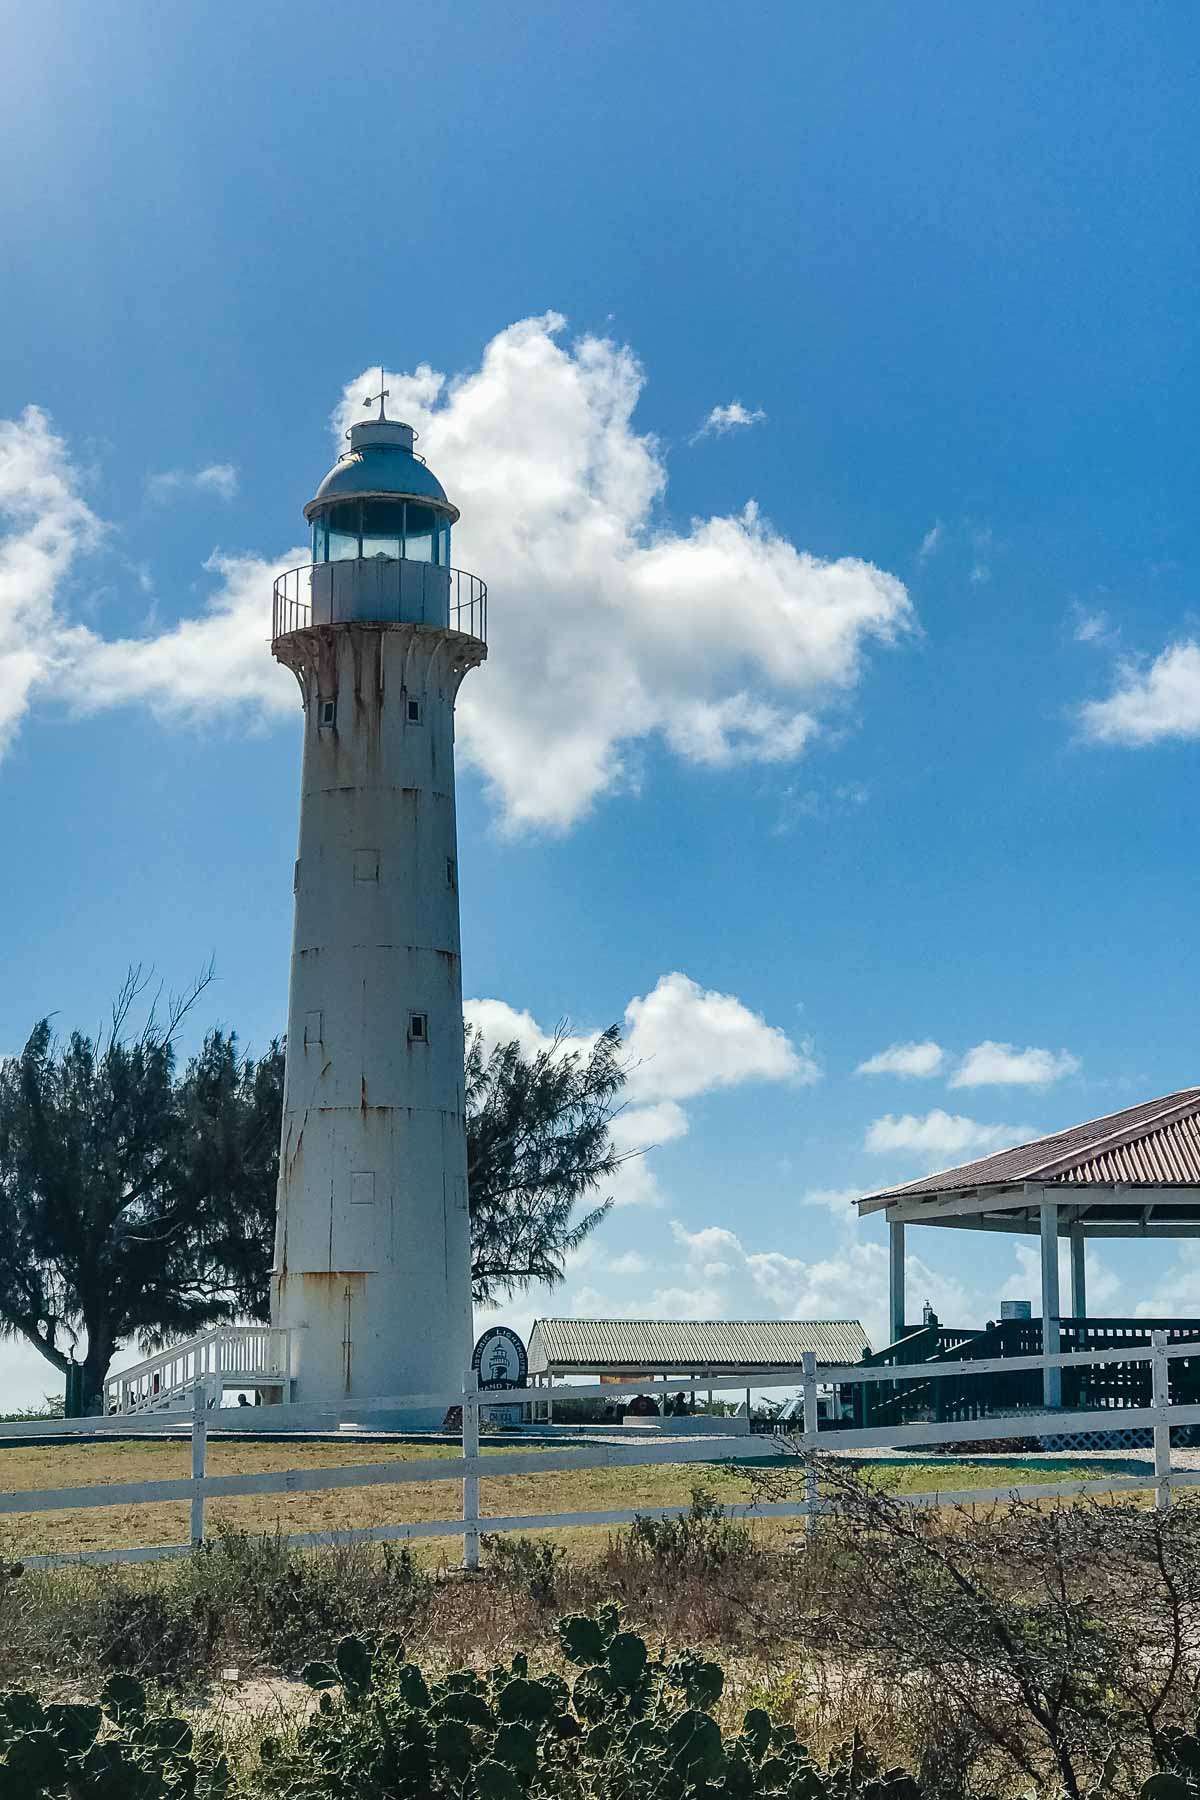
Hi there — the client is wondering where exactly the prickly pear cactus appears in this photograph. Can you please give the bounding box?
[0,1673,232,1799]
[273,1615,932,1798]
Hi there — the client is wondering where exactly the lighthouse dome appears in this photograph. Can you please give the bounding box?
[305,418,457,520]
[304,415,459,570]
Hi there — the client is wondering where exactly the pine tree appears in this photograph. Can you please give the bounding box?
[0,970,281,1411]
[0,982,629,1407]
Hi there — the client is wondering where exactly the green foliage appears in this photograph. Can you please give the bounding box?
[185,1524,430,1674]
[0,967,283,1406]
[624,1486,754,1569]
[274,1610,927,1799]
[0,1675,231,1798]
[465,1020,627,1303]
[482,1534,567,1607]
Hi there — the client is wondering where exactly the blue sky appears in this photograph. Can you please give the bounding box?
[1,3,1198,1402]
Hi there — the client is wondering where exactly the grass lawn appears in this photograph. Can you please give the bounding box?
[0,1434,1148,1559]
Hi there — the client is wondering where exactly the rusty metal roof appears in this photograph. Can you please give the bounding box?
[527,1317,870,1374]
[858,1087,1200,1209]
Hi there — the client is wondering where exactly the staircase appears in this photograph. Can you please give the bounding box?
[103,1326,292,1416]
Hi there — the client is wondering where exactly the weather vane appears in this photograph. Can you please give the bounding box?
[362,367,389,422]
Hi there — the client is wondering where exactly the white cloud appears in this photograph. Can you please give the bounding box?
[147,462,239,503]
[335,318,912,830]
[691,401,767,443]
[1080,641,1200,747]
[798,1186,861,1222]
[917,522,943,561]
[1073,607,1113,646]
[0,322,912,833]
[462,997,556,1062]
[663,1220,974,1350]
[465,972,811,1208]
[604,1250,649,1278]
[62,549,302,724]
[855,1039,944,1079]
[0,406,105,756]
[624,972,817,1102]
[950,1041,1080,1088]
[864,1110,1030,1159]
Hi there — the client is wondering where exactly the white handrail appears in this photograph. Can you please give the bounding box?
[103,1326,292,1415]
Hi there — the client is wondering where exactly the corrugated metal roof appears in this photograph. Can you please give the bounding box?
[858,1087,1200,1206]
[527,1317,870,1373]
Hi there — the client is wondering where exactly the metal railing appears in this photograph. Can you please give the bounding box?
[7,1334,1197,1572]
[272,561,487,645]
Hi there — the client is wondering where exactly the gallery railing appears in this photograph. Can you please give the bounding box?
[272,561,487,645]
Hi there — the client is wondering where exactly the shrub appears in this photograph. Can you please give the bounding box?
[482,1535,567,1607]
[624,1485,753,1569]
[179,1526,431,1673]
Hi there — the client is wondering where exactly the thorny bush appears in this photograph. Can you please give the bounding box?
[751,1456,1200,1800]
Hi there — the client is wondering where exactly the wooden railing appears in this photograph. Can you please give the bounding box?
[102,1326,291,1416]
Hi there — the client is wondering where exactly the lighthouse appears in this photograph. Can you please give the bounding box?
[269,384,487,1417]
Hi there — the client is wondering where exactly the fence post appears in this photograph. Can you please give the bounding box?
[802,1350,819,1534]
[190,1379,207,1547]
[462,1368,480,1571]
[1151,1329,1171,1511]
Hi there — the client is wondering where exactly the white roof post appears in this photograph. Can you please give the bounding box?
[889,1218,906,1343]
[1039,1191,1062,1406]
[1070,1227,1087,1319]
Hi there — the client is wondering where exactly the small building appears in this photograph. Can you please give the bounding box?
[526,1317,870,1422]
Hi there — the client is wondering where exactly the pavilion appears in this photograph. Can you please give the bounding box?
[526,1317,869,1419]
[856,1087,1200,1408]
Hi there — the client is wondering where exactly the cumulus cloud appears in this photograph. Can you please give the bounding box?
[335,318,912,830]
[0,321,912,834]
[147,462,239,503]
[656,1221,974,1349]
[623,971,817,1101]
[690,401,767,443]
[464,972,812,1207]
[855,1040,944,1079]
[63,549,302,724]
[1079,641,1200,746]
[0,406,105,755]
[950,1041,1080,1088]
[864,1110,1031,1159]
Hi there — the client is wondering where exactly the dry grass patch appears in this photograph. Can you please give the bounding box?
[0,1434,1135,1558]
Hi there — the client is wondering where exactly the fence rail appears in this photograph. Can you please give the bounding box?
[5,1335,1191,1572]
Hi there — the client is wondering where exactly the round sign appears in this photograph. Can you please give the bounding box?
[472,1325,528,1390]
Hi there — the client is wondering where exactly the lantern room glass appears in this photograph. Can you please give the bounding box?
[310,500,452,566]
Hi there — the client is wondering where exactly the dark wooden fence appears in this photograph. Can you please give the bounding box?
[843,1318,1200,1429]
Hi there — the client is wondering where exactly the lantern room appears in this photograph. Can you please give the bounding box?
[300,409,461,630]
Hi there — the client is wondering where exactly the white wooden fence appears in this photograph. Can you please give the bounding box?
[3,1333,1195,1573]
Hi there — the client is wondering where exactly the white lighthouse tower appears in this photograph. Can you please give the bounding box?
[269,385,487,1418]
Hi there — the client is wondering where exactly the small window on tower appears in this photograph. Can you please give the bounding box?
[408,1012,429,1043]
[353,848,380,883]
[406,696,423,725]
[446,857,456,890]
[304,1010,323,1048]
[318,698,337,729]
